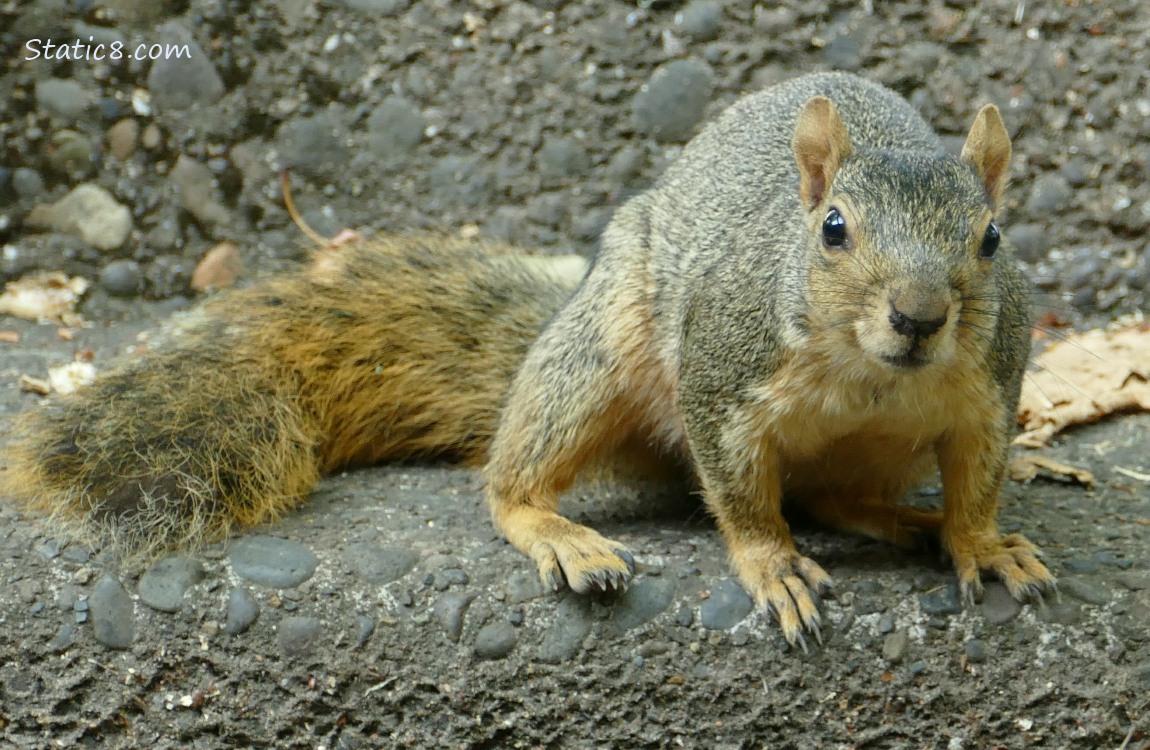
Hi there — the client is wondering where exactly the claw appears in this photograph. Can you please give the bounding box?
[547,569,565,592]
[615,549,636,574]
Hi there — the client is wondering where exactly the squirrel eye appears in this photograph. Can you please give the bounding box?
[822,208,847,248]
[980,220,1000,259]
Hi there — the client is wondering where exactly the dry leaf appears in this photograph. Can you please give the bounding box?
[1016,324,1150,447]
[1008,454,1095,487]
[47,361,97,395]
[0,330,19,343]
[18,375,51,395]
[0,272,90,325]
[191,241,244,292]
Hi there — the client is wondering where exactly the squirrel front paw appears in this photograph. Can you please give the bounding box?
[500,508,636,593]
[729,542,834,651]
[947,530,1056,606]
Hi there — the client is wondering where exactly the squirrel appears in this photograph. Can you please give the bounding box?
[3,72,1055,647]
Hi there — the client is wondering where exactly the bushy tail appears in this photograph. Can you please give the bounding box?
[2,236,585,563]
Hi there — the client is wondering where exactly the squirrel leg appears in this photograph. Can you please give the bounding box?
[936,422,1056,606]
[485,285,662,594]
[802,494,943,550]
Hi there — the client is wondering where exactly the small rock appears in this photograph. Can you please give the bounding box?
[877,612,895,634]
[334,0,410,15]
[277,110,352,179]
[49,623,78,653]
[38,539,63,560]
[882,631,910,664]
[345,544,419,585]
[632,59,714,143]
[190,241,243,292]
[366,96,425,159]
[107,119,140,160]
[1038,601,1085,626]
[473,621,517,660]
[27,183,132,251]
[1060,577,1112,606]
[537,137,590,181]
[700,578,754,630]
[229,535,319,588]
[278,616,323,656]
[918,583,962,616]
[1025,174,1072,214]
[980,582,1022,624]
[609,578,675,633]
[89,576,135,649]
[100,260,143,297]
[1116,571,1150,591]
[12,168,45,200]
[147,23,225,111]
[675,0,723,41]
[36,78,92,121]
[434,593,475,643]
[46,130,96,177]
[137,555,204,612]
[432,568,470,591]
[538,595,593,663]
[1006,223,1046,262]
[355,615,375,648]
[964,639,989,663]
[224,588,260,634]
[505,570,546,604]
[170,155,231,226]
[674,604,694,628]
[1062,557,1101,575]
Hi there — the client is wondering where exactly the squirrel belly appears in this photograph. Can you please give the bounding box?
[2,236,587,562]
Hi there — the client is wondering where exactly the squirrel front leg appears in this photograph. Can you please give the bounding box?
[937,408,1056,605]
[681,397,833,649]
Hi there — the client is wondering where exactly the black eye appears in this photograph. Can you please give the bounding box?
[980,220,1000,259]
[822,208,847,248]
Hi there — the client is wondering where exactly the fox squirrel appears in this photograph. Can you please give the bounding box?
[3,72,1055,647]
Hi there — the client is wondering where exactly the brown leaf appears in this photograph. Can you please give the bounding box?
[0,330,19,343]
[1016,325,1150,447]
[1008,454,1095,487]
[191,241,244,292]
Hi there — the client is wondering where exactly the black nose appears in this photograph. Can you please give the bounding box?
[889,305,947,338]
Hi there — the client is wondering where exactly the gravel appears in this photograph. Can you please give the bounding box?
[89,576,135,649]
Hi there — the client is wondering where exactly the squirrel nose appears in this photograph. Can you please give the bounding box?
[888,303,947,338]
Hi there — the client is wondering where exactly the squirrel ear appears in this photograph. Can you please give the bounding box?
[961,104,1012,209]
[792,96,852,211]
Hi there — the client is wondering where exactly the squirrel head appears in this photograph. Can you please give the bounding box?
[791,96,1013,374]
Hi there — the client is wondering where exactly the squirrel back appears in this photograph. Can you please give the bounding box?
[3,236,586,561]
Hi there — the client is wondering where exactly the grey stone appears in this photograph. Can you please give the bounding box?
[12,168,45,200]
[1060,577,1112,606]
[964,639,989,663]
[1007,223,1046,262]
[505,570,546,604]
[1062,557,1101,575]
[277,110,352,179]
[100,260,143,297]
[137,555,203,612]
[147,23,225,111]
[1038,601,1085,626]
[882,631,910,664]
[537,137,590,181]
[27,183,132,251]
[334,0,409,15]
[1116,571,1150,591]
[473,622,517,660]
[49,623,77,653]
[675,0,723,41]
[918,583,962,616]
[170,155,230,226]
[35,78,92,121]
[366,96,425,159]
[434,593,475,643]
[699,578,754,630]
[46,130,96,177]
[229,535,319,588]
[674,604,694,628]
[89,576,135,649]
[609,578,675,633]
[877,612,895,634]
[980,582,1023,624]
[1025,174,1072,214]
[224,588,260,634]
[38,539,62,560]
[355,615,375,648]
[278,616,323,656]
[345,544,419,584]
[632,59,714,143]
[538,595,593,663]
[433,568,470,591]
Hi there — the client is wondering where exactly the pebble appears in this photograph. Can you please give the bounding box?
[355,615,375,648]
[1116,571,1150,591]
[675,0,723,42]
[278,616,323,657]
[345,544,419,585]
[89,576,135,649]
[35,78,92,121]
[277,110,352,179]
[229,535,319,588]
[432,568,470,591]
[918,583,962,616]
[882,631,910,664]
[537,595,593,663]
[38,539,63,560]
[877,612,895,634]
[137,555,203,612]
[170,155,231,227]
[190,241,243,292]
[335,0,410,15]
[674,604,694,628]
[46,130,96,177]
[147,23,225,111]
[100,260,143,297]
[980,582,1022,624]
[366,96,425,159]
[12,168,45,200]
[1025,174,1072,214]
[433,592,475,643]
[632,59,714,143]
[537,137,590,181]
[964,639,989,663]
[26,183,132,251]
[1038,601,1085,626]
[1006,223,1046,262]
[1060,577,1112,606]
[473,621,517,660]
[49,623,78,653]
[224,588,260,634]
[1061,557,1101,575]
[699,578,754,630]
[505,570,546,604]
[608,578,675,633]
